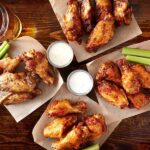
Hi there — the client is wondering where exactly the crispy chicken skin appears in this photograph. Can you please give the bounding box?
[116,59,141,94]
[114,0,132,25]
[131,64,150,89]
[46,99,87,117]
[128,92,150,109]
[86,14,115,52]
[81,0,94,33]
[96,61,121,85]
[63,0,83,42]
[0,57,21,73]
[0,72,38,93]
[43,115,78,139]
[97,80,128,108]
[21,49,55,85]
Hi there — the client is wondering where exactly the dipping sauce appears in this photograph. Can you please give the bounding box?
[47,41,73,68]
[67,70,93,95]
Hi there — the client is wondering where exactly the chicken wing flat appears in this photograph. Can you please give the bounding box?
[0,72,38,93]
[86,14,115,52]
[0,57,21,73]
[131,64,150,89]
[96,61,121,85]
[21,49,55,85]
[81,0,94,33]
[46,99,87,117]
[63,0,83,42]
[44,115,78,139]
[97,80,128,108]
[116,59,141,94]
[114,0,132,25]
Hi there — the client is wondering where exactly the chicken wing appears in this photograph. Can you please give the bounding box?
[81,0,94,33]
[97,80,128,108]
[96,61,121,85]
[86,14,115,52]
[44,115,78,139]
[116,59,141,94]
[63,0,83,42]
[46,99,87,117]
[131,64,150,89]
[21,49,55,85]
[0,72,38,93]
[113,0,132,25]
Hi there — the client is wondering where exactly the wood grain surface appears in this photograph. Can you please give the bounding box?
[0,0,150,150]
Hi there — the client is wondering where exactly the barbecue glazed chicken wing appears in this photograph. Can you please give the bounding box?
[44,115,78,139]
[21,49,55,85]
[97,80,128,108]
[86,14,115,52]
[114,0,132,25]
[46,99,87,117]
[63,0,83,42]
[81,0,94,33]
[116,59,141,94]
[96,61,121,85]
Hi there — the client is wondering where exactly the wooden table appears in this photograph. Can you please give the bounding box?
[0,0,150,150]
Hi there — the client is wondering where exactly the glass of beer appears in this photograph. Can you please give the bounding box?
[0,3,22,42]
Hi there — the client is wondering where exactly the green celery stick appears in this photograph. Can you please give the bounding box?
[0,42,10,59]
[126,55,150,66]
[82,144,100,150]
[0,41,8,52]
[122,47,150,58]
[2,53,8,59]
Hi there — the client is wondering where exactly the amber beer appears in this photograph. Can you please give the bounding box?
[0,3,22,42]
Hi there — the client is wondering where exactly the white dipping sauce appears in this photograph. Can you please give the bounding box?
[47,41,73,68]
[67,70,93,95]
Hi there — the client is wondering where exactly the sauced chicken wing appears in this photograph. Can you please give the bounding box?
[97,80,128,108]
[21,49,55,85]
[43,115,77,139]
[63,0,83,42]
[96,61,121,85]
[114,0,132,25]
[46,99,87,117]
[81,0,94,33]
[131,64,150,89]
[116,59,141,94]
[86,14,115,52]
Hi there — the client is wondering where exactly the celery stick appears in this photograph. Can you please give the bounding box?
[82,144,100,150]
[0,42,10,59]
[122,47,150,58]
[126,55,150,66]
[2,53,8,59]
[0,41,8,52]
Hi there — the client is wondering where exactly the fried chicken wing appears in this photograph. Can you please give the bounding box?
[81,0,94,33]
[63,0,83,42]
[46,99,87,117]
[116,59,141,94]
[86,14,115,52]
[96,61,121,85]
[97,80,128,108]
[21,49,55,85]
[44,115,78,139]
[131,64,150,89]
[114,0,132,25]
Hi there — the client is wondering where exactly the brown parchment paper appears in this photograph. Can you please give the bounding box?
[0,36,64,122]
[49,0,142,62]
[32,84,121,150]
[87,40,150,123]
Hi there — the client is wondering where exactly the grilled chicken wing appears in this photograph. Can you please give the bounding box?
[63,0,83,42]
[44,115,78,139]
[21,49,55,85]
[46,99,87,117]
[116,59,141,94]
[81,0,94,33]
[0,57,21,73]
[114,0,132,25]
[97,80,128,108]
[96,61,121,85]
[131,64,150,89]
[86,14,115,52]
